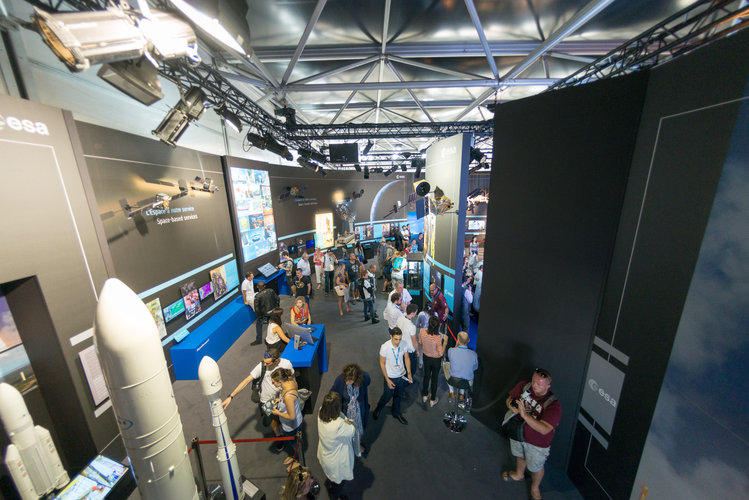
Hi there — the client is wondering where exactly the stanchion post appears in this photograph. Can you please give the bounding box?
[191,437,210,499]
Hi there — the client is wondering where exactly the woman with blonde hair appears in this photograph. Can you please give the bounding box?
[270,368,303,454]
[317,392,356,500]
[290,296,311,325]
[334,263,352,316]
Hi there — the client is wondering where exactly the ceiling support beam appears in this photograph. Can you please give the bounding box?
[453,87,496,121]
[386,55,485,80]
[386,60,433,122]
[329,61,378,124]
[502,0,615,80]
[375,0,392,126]
[289,55,380,86]
[299,99,505,111]
[281,0,327,85]
[286,78,555,92]
[464,0,499,80]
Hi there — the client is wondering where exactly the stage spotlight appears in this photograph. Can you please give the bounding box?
[469,161,491,174]
[215,105,242,133]
[364,165,370,179]
[33,7,198,73]
[97,56,163,105]
[297,157,326,176]
[298,146,327,164]
[362,139,373,155]
[411,158,425,178]
[275,105,297,130]
[372,167,384,174]
[384,165,398,177]
[469,147,486,164]
[152,87,206,147]
[354,163,362,172]
[263,134,293,161]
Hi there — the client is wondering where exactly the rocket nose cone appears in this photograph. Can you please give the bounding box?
[0,383,29,429]
[198,356,222,395]
[94,278,161,354]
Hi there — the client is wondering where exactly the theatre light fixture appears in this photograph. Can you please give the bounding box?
[469,147,486,164]
[215,105,242,133]
[412,158,425,178]
[363,165,370,179]
[383,165,398,177]
[152,86,206,147]
[298,146,327,164]
[362,140,373,155]
[297,157,326,176]
[245,131,292,160]
[33,6,198,73]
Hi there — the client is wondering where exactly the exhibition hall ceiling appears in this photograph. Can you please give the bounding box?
[11,0,747,162]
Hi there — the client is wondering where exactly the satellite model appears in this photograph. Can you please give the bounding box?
[429,186,454,216]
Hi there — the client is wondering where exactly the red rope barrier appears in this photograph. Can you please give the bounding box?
[446,323,457,342]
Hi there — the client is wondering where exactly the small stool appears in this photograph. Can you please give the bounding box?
[443,377,472,433]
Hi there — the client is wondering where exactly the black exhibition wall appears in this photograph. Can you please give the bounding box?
[0,94,114,483]
[472,70,650,473]
[225,156,413,275]
[568,28,749,499]
[76,121,239,342]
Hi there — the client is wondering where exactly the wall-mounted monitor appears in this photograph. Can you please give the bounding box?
[468,219,486,231]
[198,282,213,300]
[162,298,186,322]
[230,168,277,263]
[305,239,315,249]
[329,143,359,163]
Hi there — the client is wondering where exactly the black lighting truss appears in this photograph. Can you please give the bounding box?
[24,0,495,144]
[287,120,493,141]
[548,0,749,92]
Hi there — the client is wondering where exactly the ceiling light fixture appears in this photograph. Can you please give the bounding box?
[152,86,206,147]
[384,165,398,177]
[362,140,373,155]
[363,165,370,179]
[215,105,242,133]
[167,0,246,55]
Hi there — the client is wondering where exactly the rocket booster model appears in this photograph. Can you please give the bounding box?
[0,383,69,500]
[93,279,198,500]
[198,356,244,500]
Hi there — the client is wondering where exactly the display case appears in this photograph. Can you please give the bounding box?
[405,254,423,291]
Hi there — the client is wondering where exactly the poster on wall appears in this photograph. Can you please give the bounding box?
[182,290,201,320]
[230,168,277,262]
[315,212,335,248]
[162,298,186,322]
[145,298,167,339]
[210,265,229,299]
[0,294,37,394]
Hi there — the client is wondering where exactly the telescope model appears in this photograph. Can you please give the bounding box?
[198,356,244,500]
[94,278,198,500]
[0,383,69,500]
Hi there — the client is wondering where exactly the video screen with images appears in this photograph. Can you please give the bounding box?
[230,168,277,262]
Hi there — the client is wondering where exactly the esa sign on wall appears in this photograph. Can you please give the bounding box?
[581,351,625,435]
[0,114,50,135]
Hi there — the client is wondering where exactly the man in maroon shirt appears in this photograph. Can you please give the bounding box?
[502,368,561,500]
[428,283,448,324]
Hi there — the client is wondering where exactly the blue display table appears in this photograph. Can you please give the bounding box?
[282,324,327,413]
[170,296,255,380]
[254,268,290,295]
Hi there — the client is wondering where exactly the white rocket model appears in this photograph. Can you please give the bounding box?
[93,278,198,500]
[198,356,244,500]
[0,383,69,500]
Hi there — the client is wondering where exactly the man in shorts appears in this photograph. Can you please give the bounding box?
[502,368,561,500]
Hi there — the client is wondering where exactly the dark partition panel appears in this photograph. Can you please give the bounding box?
[569,29,749,499]
[473,71,650,472]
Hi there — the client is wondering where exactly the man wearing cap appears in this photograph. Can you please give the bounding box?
[502,368,562,500]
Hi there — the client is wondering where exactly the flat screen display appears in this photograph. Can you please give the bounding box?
[468,219,486,231]
[230,168,277,262]
[54,454,128,500]
[314,213,335,249]
[306,239,315,249]
[198,282,213,300]
[258,262,277,278]
[162,298,186,322]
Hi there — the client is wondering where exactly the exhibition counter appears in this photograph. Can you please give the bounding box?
[282,324,328,413]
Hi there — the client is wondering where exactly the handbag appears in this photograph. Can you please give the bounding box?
[250,363,267,404]
[500,410,525,442]
[334,284,346,296]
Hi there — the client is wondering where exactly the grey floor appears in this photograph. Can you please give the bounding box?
[129,283,584,500]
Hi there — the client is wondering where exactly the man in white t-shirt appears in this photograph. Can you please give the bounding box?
[383,293,404,334]
[222,346,294,427]
[297,252,311,278]
[389,280,412,313]
[372,327,412,425]
[395,303,419,379]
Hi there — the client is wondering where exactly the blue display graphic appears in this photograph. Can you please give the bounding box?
[230,168,277,262]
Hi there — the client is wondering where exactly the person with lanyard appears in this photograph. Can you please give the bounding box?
[278,250,294,293]
[429,283,449,326]
[357,267,379,324]
[323,248,338,295]
[290,296,311,326]
[313,247,325,290]
[383,293,404,335]
[222,346,294,430]
[372,327,412,425]
[446,331,478,400]
[330,364,370,456]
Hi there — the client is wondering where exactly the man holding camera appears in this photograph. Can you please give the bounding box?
[502,368,561,500]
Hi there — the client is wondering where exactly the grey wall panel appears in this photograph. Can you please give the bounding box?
[473,71,650,473]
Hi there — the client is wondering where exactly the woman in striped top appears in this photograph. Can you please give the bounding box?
[419,315,448,407]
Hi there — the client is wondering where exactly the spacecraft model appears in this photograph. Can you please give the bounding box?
[93,279,198,500]
[0,383,69,500]
[198,356,244,500]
